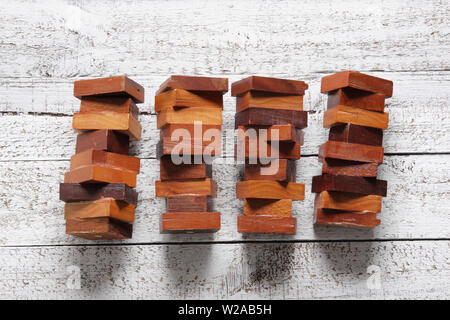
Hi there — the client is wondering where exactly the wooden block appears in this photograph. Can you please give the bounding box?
[321,71,393,97]
[329,124,383,147]
[76,130,129,155]
[160,123,222,141]
[327,88,385,112]
[312,174,387,196]
[66,217,132,240]
[59,183,138,205]
[80,97,139,119]
[155,89,223,112]
[161,212,220,233]
[236,180,305,200]
[156,75,228,95]
[237,124,303,144]
[155,179,217,197]
[245,159,296,182]
[157,107,222,129]
[167,196,208,212]
[315,191,382,213]
[237,216,296,234]
[235,108,308,129]
[319,141,384,164]
[64,198,136,223]
[231,76,308,96]
[64,165,137,187]
[159,156,212,181]
[157,137,221,157]
[322,158,378,177]
[74,76,145,103]
[235,141,301,160]
[323,105,389,130]
[244,199,292,216]
[236,91,303,112]
[73,112,142,141]
[314,208,380,229]
[70,149,140,173]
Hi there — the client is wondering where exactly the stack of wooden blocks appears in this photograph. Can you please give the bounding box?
[154,76,228,233]
[313,71,393,228]
[232,76,308,234]
[60,76,144,239]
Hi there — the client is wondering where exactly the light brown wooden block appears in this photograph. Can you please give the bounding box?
[236,91,303,112]
[323,105,389,129]
[244,159,295,182]
[161,212,221,233]
[322,158,378,177]
[315,191,382,213]
[158,137,221,157]
[159,156,212,181]
[70,149,140,173]
[64,198,136,223]
[167,196,208,212]
[155,179,217,197]
[74,76,145,103]
[155,89,223,112]
[236,180,305,200]
[64,165,137,187]
[231,76,308,96]
[244,199,292,216]
[160,123,222,141]
[237,216,296,234]
[156,75,228,95]
[314,208,380,229]
[319,141,384,164]
[157,107,222,129]
[327,88,386,112]
[80,97,139,119]
[73,112,142,141]
[66,217,132,240]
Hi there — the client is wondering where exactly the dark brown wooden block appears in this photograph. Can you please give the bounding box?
[60,183,138,205]
[312,174,387,197]
[327,88,385,112]
[231,76,308,96]
[159,156,212,180]
[329,124,383,147]
[245,159,296,182]
[74,76,145,103]
[235,141,301,160]
[161,212,220,233]
[157,137,221,157]
[235,108,308,129]
[237,124,303,145]
[314,208,380,229]
[322,158,378,177]
[155,75,228,95]
[76,130,130,155]
[80,97,139,119]
[319,141,384,164]
[237,216,296,234]
[66,217,132,240]
[167,196,208,212]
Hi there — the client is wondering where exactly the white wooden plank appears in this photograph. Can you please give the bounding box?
[0,0,448,78]
[0,154,448,246]
[0,241,448,299]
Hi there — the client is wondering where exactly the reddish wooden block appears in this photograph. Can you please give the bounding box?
[237,124,303,145]
[329,124,383,147]
[80,97,139,119]
[319,141,384,164]
[231,76,308,96]
[236,91,303,112]
[161,212,221,233]
[322,158,378,177]
[237,216,296,234]
[156,107,222,129]
[155,89,223,112]
[245,159,296,182]
[235,108,308,129]
[155,179,217,197]
[157,137,221,157]
[321,71,393,97]
[160,123,222,141]
[244,199,292,216]
[64,165,137,187]
[159,156,212,181]
[315,191,382,213]
[327,88,385,112]
[312,174,387,196]
[167,196,208,212]
[60,183,138,205]
[70,149,140,173]
[74,76,145,103]
[236,180,305,200]
[64,198,136,223]
[323,105,389,130]
[314,208,380,229]
[235,141,301,160]
[76,130,129,155]
[66,217,133,240]
[156,75,228,95]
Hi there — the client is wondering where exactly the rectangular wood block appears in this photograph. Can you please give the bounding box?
[80,97,139,119]
[235,141,301,160]
[74,76,145,103]
[159,156,212,181]
[155,179,217,197]
[245,159,296,182]
[244,199,292,216]
[312,174,387,196]
[161,212,221,233]
[329,123,383,147]
[321,71,393,97]
[322,158,378,177]
[70,149,140,173]
[167,196,208,212]
[327,88,386,112]
[235,108,308,129]
[314,208,380,229]
[237,124,303,144]
[236,91,303,112]
[231,76,308,96]
[160,123,222,141]
[155,89,223,112]
[157,107,222,129]
[76,130,129,155]
[59,183,138,205]
[236,180,305,200]
[157,137,221,157]
[315,191,383,213]
[237,216,296,234]
[73,112,142,141]
[66,217,133,240]
[319,141,384,164]
[64,198,136,223]
[323,105,389,130]
[156,75,228,95]
[64,165,137,187]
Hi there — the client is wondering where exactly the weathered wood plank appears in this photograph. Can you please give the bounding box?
[0,241,447,299]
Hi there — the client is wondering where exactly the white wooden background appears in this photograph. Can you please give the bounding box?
[0,0,449,300]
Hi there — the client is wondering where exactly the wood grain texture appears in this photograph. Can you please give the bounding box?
[64,198,136,223]
[245,159,296,182]
[157,107,222,128]
[237,125,303,144]
[159,156,212,181]
[315,191,383,213]
[76,130,130,155]
[314,209,380,229]
[161,212,221,233]
[237,216,296,234]
[312,174,387,197]
[156,76,228,95]
[64,165,137,187]
[167,196,208,213]
[80,97,139,119]
[319,141,384,164]
[321,158,379,177]
[59,183,138,206]
[324,105,389,129]
[66,217,132,240]
[236,91,303,112]
[329,124,383,147]
[232,76,308,96]
[155,179,217,197]
[327,88,385,112]
[160,123,222,142]
[244,199,292,216]
[155,89,223,112]
[236,141,301,160]
[157,137,220,157]
[70,149,140,173]
[236,180,305,200]
[235,108,308,129]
